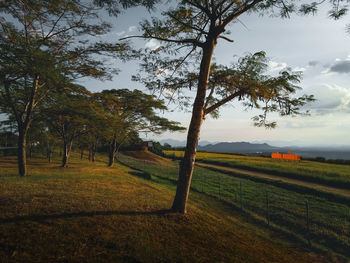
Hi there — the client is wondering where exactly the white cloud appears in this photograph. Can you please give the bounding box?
[145,39,160,50]
[268,61,287,72]
[293,67,306,72]
[128,26,137,32]
[307,84,350,115]
[115,31,126,37]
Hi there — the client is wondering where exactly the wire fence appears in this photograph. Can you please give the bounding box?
[117,153,350,258]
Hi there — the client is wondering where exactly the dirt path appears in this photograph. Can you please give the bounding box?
[196,162,350,198]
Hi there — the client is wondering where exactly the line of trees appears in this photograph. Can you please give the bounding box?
[2,85,184,168]
[0,0,184,175]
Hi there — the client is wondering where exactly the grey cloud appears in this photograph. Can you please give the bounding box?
[308,60,319,67]
[284,121,325,129]
[329,61,350,74]
[304,85,350,115]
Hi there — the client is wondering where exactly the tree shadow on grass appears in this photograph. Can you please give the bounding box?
[0,209,173,224]
[129,171,152,180]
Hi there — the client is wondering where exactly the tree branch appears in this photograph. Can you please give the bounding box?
[204,90,241,115]
[120,34,204,48]
[219,0,264,31]
[218,35,234,42]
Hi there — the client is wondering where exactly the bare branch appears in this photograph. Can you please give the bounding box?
[219,35,234,42]
[120,35,204,48]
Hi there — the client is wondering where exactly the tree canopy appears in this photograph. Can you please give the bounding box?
[0,0,161,176]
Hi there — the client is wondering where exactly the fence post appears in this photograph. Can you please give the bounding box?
[219,175,221,199]
[305,200,311,247]
[201,175,204,193]
[266,191,270,226]
[240,181,243,210]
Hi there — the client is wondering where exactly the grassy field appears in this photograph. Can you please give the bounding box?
[0,154,334,263]
[164,151,350,189]
[118,152,350,261]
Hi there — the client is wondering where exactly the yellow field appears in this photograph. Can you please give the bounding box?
[164,150,350,188]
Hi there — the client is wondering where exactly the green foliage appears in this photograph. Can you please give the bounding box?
[130,1,327,129]
[0,0,157,174]
[136,50,314,127]
[93,0,159,15]
[42,86,95,143]
[94,88,184,139]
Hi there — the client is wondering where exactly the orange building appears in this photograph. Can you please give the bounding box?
[271,150,300,161]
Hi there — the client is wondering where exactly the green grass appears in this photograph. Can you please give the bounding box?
[0,154,332,263]
[164,151,350,189]
[118,152,350,260]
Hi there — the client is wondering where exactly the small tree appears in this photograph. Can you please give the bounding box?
[93,89,185,166]
[42,85,95,167]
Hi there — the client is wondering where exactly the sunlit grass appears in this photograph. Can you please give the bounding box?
[120,151,350,260]
[0,153,328,263]
[164,150,350,188]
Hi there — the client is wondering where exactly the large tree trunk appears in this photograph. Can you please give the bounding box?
[91,150,96,162]
[47,150,52,163]
[29,143,34,158]
[17,129,28,176]
[10,75,37,176]
[171,40,216,214]
[91,143,96,162]
[108,135,117,167]
[88,149,92,161]
[61,140,73,167]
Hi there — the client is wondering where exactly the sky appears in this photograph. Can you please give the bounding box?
[82,4,350,147]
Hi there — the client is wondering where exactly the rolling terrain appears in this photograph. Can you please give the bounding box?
[0,153,334,263]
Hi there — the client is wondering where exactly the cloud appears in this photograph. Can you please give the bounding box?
[308,61,319,67]
[322,55,350,74]
[284,119,326,129]
[329,60,350,74]
[293,67,306,72]
[115,31,126,37]
[307,84,350,115]
[128,26,137,32]
[268,61,287,72]
[145,39,160,50]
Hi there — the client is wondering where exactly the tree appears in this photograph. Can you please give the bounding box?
[124,0,347,213]
[93,89,185,167]
[0,1,104,175]
[42,85,95,167]
[0,0,151,176]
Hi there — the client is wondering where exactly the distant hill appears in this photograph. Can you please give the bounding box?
[198,142,279,154]
[155,139,350,160]
[198,142,350,160]
[158,139,213,147]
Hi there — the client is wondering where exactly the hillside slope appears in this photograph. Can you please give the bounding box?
[0,155,331,263]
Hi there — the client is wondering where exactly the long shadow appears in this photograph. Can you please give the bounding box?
[129,171,152,180]
[0,209,173,224]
